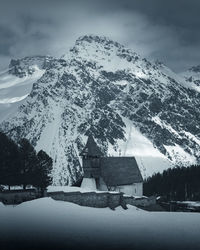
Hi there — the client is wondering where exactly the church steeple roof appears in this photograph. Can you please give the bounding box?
[80,134,103,157]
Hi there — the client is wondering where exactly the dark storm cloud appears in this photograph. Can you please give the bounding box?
[0,25,17,55]
[0,0,200,72]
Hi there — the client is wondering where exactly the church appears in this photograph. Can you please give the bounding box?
[80,135,143,196]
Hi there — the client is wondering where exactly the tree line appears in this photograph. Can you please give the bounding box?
[0,132,52,193]
[144,164,200,201]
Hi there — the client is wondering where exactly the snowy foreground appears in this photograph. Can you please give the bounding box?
[1,198,200,250]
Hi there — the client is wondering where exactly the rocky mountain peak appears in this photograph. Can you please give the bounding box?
[75,34,123,49]
[189,65,200,73]
[181,64,200,88]
[70,34,140,68]
[9,55,54,78]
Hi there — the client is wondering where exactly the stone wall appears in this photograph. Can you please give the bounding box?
[0,189,156,208]
[48,191,123,209]
[0,189,39,204]
[124,196,156,207]
[48,191,155,209]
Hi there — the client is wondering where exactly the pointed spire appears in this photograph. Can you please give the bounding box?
[80,134,103,157]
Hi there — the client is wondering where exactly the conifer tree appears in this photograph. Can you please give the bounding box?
[144,165,200,201]
[32,150,53,195]
[0,132,53,192]
[0,132,20,189]
[19,138,37,189]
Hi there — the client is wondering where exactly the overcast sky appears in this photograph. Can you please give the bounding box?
[0,0,200,72]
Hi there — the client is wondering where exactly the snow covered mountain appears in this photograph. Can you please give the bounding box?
[0,35,200,185]
[180,65,200,92]
[0,56,51,122]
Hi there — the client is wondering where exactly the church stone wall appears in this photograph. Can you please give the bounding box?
[0,189,39,204]
[48,191,116,208]
[48,191,155,209]
[124,196,156,207]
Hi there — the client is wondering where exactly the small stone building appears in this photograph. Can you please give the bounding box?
[80,135,143,196]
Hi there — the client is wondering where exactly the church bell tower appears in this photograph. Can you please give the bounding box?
[80,134,103,189]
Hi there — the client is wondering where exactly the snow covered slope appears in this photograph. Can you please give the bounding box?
[180,65,200,92]
[0,56,51,122]
[1,198,200,250]
[0,35,200,184]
